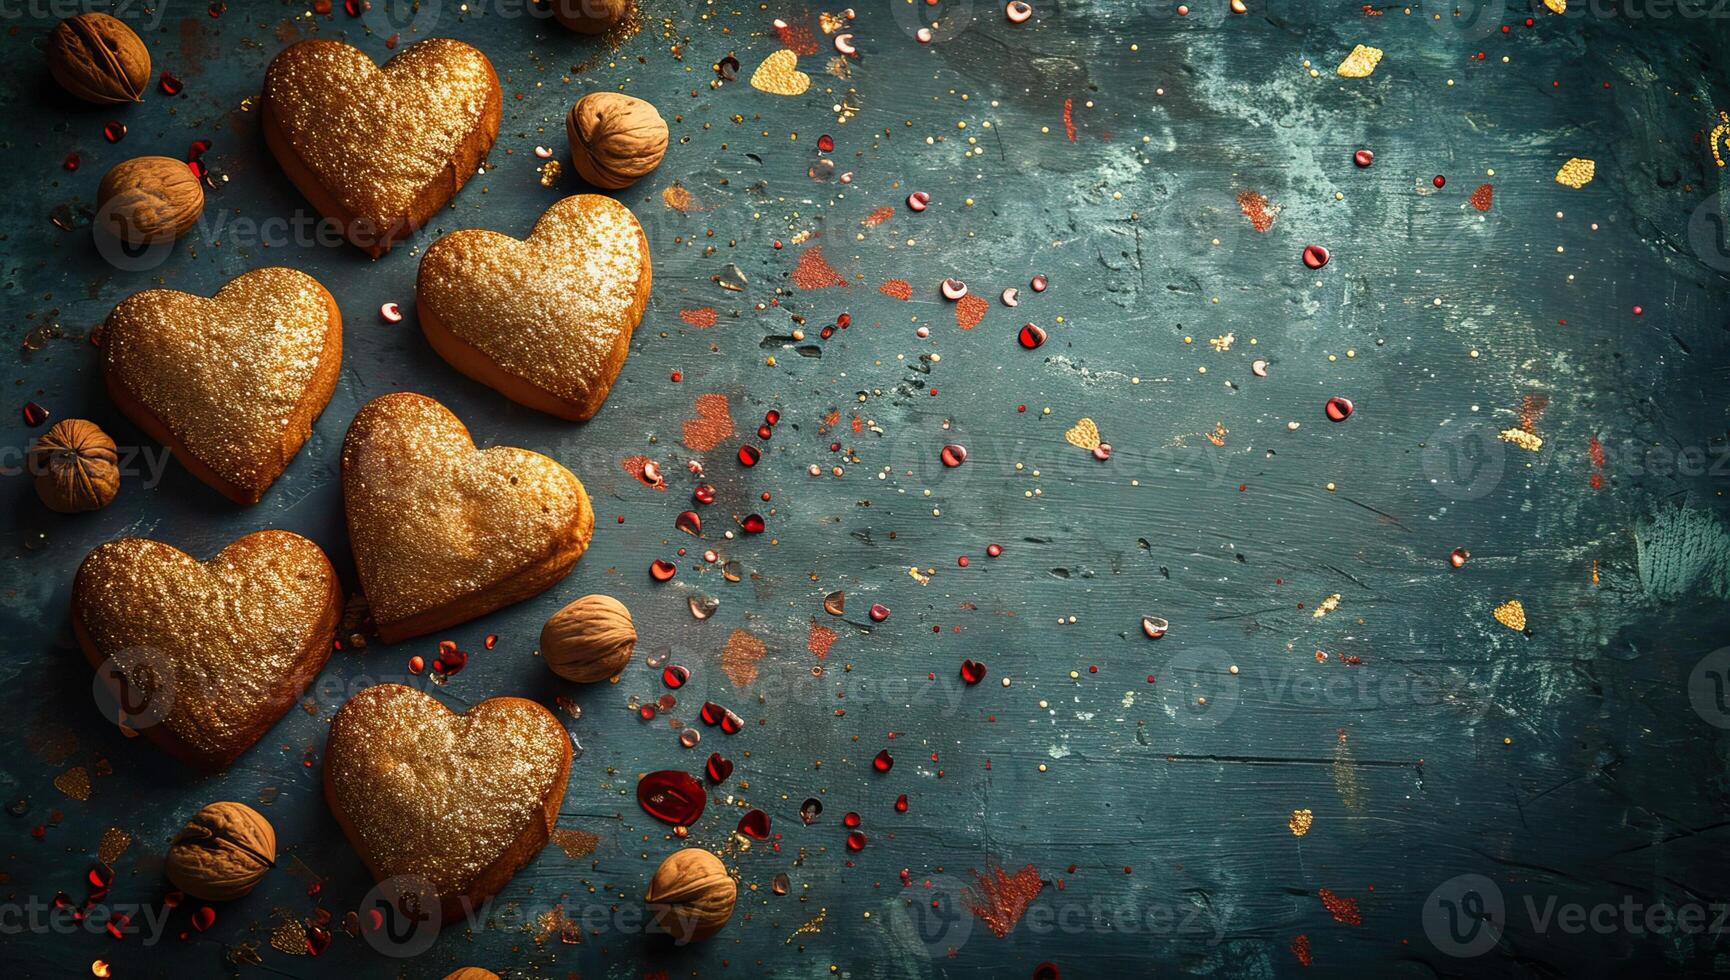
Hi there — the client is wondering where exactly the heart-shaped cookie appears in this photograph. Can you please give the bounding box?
[72,530,342,772]
[103,267,342,505]
[262,38,501,257]
[416,195,651,420]
[749,49,810,96]
[341,392,594,642]
[325,684,571,923]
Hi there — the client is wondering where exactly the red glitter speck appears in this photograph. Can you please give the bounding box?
[955,293,989,330]
[1237,191,1278,232]
[1317,887,1362,926]
[863,205,895,227]
[682,393,736,451]
[791,245,847,289]
[1470,183,1494,212]
[963,864,1045,938]
[880,279,913,301]
[1291,934,1313,967]
[773,20,820,54]
[1062,98,1077,142]
[680,307,718,328]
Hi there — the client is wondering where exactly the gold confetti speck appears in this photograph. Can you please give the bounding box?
[1289,809,1314,837]
[98,827,132,865]
[549,828,601,859]
[1312,594,1341,620]
[538,159,562,187]
[1498,428,1543,452]
[1493,600,1527,632]
[1555,157,1596,188]
[786,906,828,943]
[1064,418,1102,450]
[54,767,91,801]
[270,917,309,956]
[1336,44,1383,78]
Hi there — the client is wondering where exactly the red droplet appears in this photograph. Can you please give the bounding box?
[960,659,987,684]
[987,543,1003,558]
[705,752,733,783]
[1324,396,1354,422]
[88,864,114,890]
[637,703,658,721]
[693,483,717,505]
[842,811,862,829]
[740,513,766,534]
[720,708,744,734]
[158,71,183,95]
[103,121,127,143]
[63,152,80,171]
[484,633,497,649]
[675,510,702,535]
[22,402,49,427]
[407,655,424,674]
[873,749,894,772]
[305,925,332,956]
[801,798,823,824]
[738,444,761,467]
[737,808,771,839]
[187,139,212,159]
[869,603,890,622]
[1018,323,1047,349]
[1433,174,1446,188]
[432,643,467,676]
[846,830,867,851]
[765,409,781,426]
[637,770,706,826]
[1632,305,1643,316]
[757,423,773,440]
[187,159,209,180]
[958,555,970,567]
[817,134,835,152]
[1030,274,1049,292]
[940,443,967,467]
[1302,244,1330,269]
[662,664,690,688]
[1033,963,1061,980]
[190,906,216,932]
[345,0,367,15]
[106,911,131,938]
[894,794,909,813]
[700,701,726,726]
[837,312,852,328]
[1353,149,1373,168]
[650,558,678,582]
[1449,548,1470,569]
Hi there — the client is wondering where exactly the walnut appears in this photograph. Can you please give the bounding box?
[540,594,635,682]
[644,848,735,943]
[441,971,500,980]
[551,0,633,34]
[46,13,150,105]
[566,92,668,190]
[29,419,119,513]
[165,802,276,901]
[97,156,204,246]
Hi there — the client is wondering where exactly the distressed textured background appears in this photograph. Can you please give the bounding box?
[4,0,1730,977]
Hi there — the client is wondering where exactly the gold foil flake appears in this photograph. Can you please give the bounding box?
[1712,111,1729,168]
[819,11,847,33]
[1555,157,1596,188]
[1209,332,1235,352]
[662,182,700,212]
[750,50,811,96]
[1493,600,1527,632]
[1336,44,1383,78]
[1544,0,1566,12]
[1498,428,1543,452]
[785,906,827,944]
[54,767,91,801]
[270,916,309,956]
[1312,594,1341,620]
[1064,418,1102,450]
[98,827,132,865]
[538,159,562,187]
[1205,422,1229,448]
[1289,809,1314,837]
[908,566,932,586]
[549,828,600,859]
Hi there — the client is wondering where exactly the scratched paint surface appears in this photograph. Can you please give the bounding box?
[3,2,1730,978]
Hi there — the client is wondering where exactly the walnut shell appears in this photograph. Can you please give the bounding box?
[442,970,500,980]
[97,156,204,246]
[29,419,119,513]
[540,594,635,682]
[566,92,668,190]
[46,13,150,105]
[551,0,633,34]
[165,802,277,901]
[644,848,735,943]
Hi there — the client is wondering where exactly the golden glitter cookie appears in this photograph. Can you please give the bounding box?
[341,392,594,643]
[324,684,571,923]
[72,530,341,772]
[262,38,501,257]
[416,195,651,420]
[102,267,342,505]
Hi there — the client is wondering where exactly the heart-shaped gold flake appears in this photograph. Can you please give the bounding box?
[72,530,342,772]
[341,392,594,643]
[749,49,810,96]
[1064,418,1102,450]
[262,38,501,256]
[102,267,342,505]
[417,195,651,420]
[324,684,571,923]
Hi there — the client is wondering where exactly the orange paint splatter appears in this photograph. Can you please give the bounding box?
[963,863,1045,938]
[1470,182,1494,212]
[682,393,735,451]
[955,293,988,330]
[879,278,912,301]
[808,621,837,658]
[1291,934,1313,967]
[1237,191,1278,232]
[680,307,718,328]
[773,20,819,55]
[863,206,895,227]
[850,415,862,434]
[1062,98,1077,142]
[662,183,700,213]
[622,455,666,490]
[1317,888,1362,926]
[820,409,841,433]
[1588,435,1606,489]
[791,245,847,289]
[1519,393,1548,432]
[720,628,766,688]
